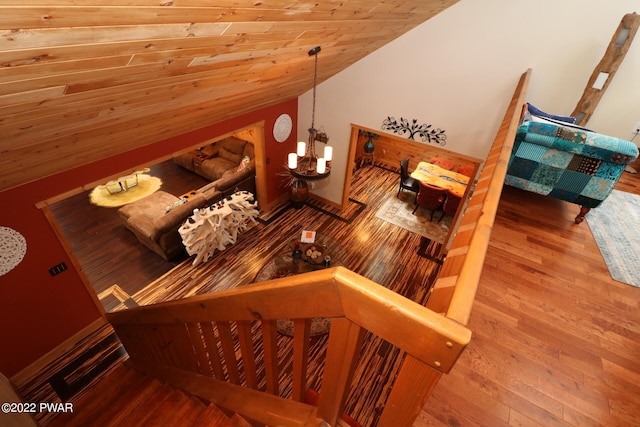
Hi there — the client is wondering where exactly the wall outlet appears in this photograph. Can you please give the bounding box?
[634,122,640,133]
[49,262,68,276]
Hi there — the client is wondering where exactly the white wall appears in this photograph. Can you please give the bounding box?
[299,0,640,204]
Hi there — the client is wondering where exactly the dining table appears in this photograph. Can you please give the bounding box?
[410,161,470,197]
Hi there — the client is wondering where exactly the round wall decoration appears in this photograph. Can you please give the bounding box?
[0,226,27,276]
[273,113,293,143]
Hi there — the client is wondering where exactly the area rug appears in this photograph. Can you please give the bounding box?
[89,175,162,208]
[586,189,640,288]
[375,191,451,243]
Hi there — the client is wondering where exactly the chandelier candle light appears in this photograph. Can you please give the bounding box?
[288,46,333,180]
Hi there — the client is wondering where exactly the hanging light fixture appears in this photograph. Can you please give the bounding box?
[288,46,333,180]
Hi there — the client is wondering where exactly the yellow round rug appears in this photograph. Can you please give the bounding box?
[89,175,163,208]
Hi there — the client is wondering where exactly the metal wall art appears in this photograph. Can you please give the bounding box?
[382,116,447,145]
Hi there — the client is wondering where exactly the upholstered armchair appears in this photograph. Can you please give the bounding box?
[439,189,462,222]
[412,182,447,220]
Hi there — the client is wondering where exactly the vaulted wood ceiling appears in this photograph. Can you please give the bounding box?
[0,0,458,192]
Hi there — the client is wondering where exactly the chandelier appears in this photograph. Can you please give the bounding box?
[288,46,333,180]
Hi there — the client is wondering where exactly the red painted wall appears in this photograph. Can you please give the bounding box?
[0,99,298,377]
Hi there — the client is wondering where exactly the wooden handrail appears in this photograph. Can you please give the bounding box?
[108,268,471,372]
[427,69,531,324]
[108,267,470,426]
[107,69,531,427]
[376,69,531,426]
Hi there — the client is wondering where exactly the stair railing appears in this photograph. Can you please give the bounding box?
[376,68,531,426]
[427,68,531,322]
[107,267,471,426]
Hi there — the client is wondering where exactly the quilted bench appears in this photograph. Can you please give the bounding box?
[505,118,638,223]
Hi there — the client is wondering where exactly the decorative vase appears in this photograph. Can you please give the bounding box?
[364,137,375,153]
[289,178,308,209]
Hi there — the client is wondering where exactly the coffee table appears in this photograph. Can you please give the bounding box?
[254,233,344,336]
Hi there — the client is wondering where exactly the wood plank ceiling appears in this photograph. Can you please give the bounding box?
[0,0,458,192]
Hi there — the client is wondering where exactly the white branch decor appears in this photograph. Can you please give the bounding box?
[178,191,258,266]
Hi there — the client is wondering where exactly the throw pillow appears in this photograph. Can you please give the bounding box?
[529,114,593,132]
[526,103,576,124]
[237,156,251,172]
[165,198,186,214]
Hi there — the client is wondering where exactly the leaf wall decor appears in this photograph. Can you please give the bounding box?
[381,116,447,145]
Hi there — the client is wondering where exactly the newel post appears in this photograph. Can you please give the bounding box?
[377,355,443,426]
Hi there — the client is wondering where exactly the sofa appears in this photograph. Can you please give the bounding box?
[118,182,216,260]
[505,114,638,223]
[118,136,258,260]
[174,135,255,185]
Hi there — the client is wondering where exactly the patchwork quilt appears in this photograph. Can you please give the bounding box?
[505,121,639,208]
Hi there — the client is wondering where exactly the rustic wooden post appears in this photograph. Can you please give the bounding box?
[571,13,640,125]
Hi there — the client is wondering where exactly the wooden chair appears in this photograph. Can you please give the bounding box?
[439,189,463,222]
[398,158,420,201]
[430,157,456,171]
[412,182,447,220]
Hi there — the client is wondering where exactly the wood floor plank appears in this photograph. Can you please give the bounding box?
[422,170,640,427]
[49,159,209,304]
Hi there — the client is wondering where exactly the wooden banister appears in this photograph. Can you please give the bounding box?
[108,267,470,426]
[107,69,531,427]
[377,68,532,425]
[427,68,531,324]
[109,268,471,372]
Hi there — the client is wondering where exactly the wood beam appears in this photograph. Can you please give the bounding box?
[571,13,640,126]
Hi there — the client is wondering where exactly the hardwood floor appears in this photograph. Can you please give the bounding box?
[128,165,440,309]
[51,162,445,426]
[47,363,252,427]
[50,159,210,309]
[52,160,439,312]
[50,158,640,426]
[418,168,640,427]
